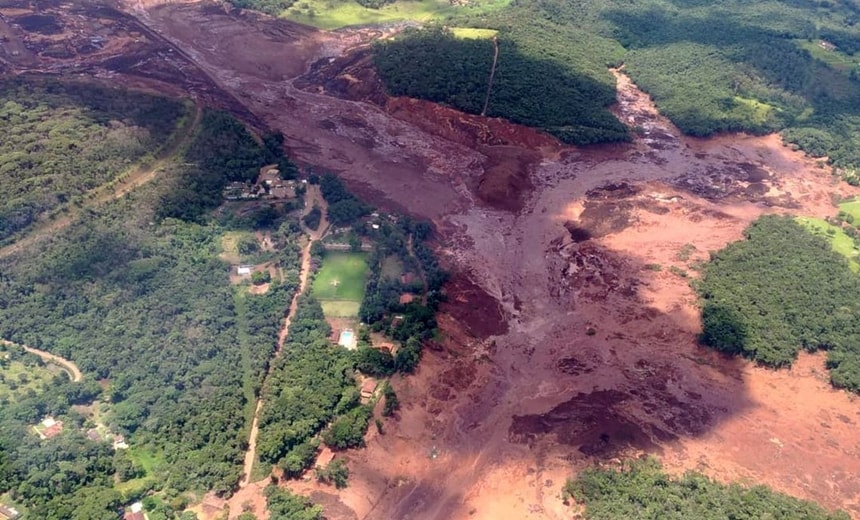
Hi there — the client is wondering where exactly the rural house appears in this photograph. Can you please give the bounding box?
[0,503,21,520]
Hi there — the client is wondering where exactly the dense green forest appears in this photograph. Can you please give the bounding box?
[565,457,849,519]
[0,102,302,517]
[368,0,860,168]
[698,215,860,391]
[0,77,187,245]
[374,28,630,144]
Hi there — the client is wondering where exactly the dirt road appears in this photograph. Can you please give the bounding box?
[239,185,329,494]
[0,101,203,260]
[1,339,82,383]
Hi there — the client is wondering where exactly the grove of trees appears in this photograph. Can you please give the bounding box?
[697,215,860,391]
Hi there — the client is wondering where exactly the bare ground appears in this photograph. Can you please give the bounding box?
[6,1,860,518]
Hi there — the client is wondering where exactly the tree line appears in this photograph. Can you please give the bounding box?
[565,457,849,519]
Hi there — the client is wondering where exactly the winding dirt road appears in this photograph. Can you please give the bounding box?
[239,184,330,489]
[1,339,82,383]
[0,101,202,260]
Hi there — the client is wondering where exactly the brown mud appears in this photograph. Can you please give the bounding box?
[5,1,860,518]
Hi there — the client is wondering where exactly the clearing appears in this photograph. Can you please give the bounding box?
[283,0,510,30]
[796,216,860,271]
[0,346,66,401]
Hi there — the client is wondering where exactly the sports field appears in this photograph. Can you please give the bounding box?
[313,252,369,317]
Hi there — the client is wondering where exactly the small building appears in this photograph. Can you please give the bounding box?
[237,265,252,276]
[0,503,21,520]
[113,434,129,450]
[258,165,281,186]
[399,293,415,305]
[36,416,64,440]
[123,501,145,520]
[86,428,102,442]
[360,378,378,401]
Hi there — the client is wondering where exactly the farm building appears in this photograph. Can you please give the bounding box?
[35,416,63,439]
[123,502,145,520]
[0,504,21,520]
[258,165,280,185]
[270,184,296,199]
[360,378,378,401]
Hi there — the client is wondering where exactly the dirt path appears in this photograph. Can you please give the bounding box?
[1,339,82,383]
[239,185,329,492]
[0,101,202,260]
[481,36,499,117]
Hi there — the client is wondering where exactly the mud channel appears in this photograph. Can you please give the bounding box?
[3,1,860,518]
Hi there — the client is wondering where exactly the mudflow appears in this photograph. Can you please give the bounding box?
[3,1,860,518]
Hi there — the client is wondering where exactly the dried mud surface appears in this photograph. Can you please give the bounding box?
[6,1,860,518]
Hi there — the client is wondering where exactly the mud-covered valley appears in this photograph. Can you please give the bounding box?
[3,1,860,518]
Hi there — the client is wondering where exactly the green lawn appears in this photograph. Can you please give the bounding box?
[116,447,165,495]
[283,0,510,30]
[321,301,362,317]
[313,252,369,301]
[450,27,499,39]
[796,216,860,271]
[838,198,860,222]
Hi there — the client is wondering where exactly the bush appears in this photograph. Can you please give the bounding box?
[382,383,400,417]
[316,459,349,489]
[251,271,272,285]
[302,206,322,231]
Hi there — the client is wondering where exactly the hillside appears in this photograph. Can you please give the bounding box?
[370,0,860,166]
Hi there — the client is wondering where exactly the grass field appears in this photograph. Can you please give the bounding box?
[450,27,499,39]
[796,216,860,271]
[380,255,404,281]
[284,0,510,30]
[313,252,369,301]
[321,301,362,317]
[220,231,255,264]
[313,252,369,317]
[838,197,860,222]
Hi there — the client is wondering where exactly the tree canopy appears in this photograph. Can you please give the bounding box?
[698,215,860,391]
[566,457,849,519]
